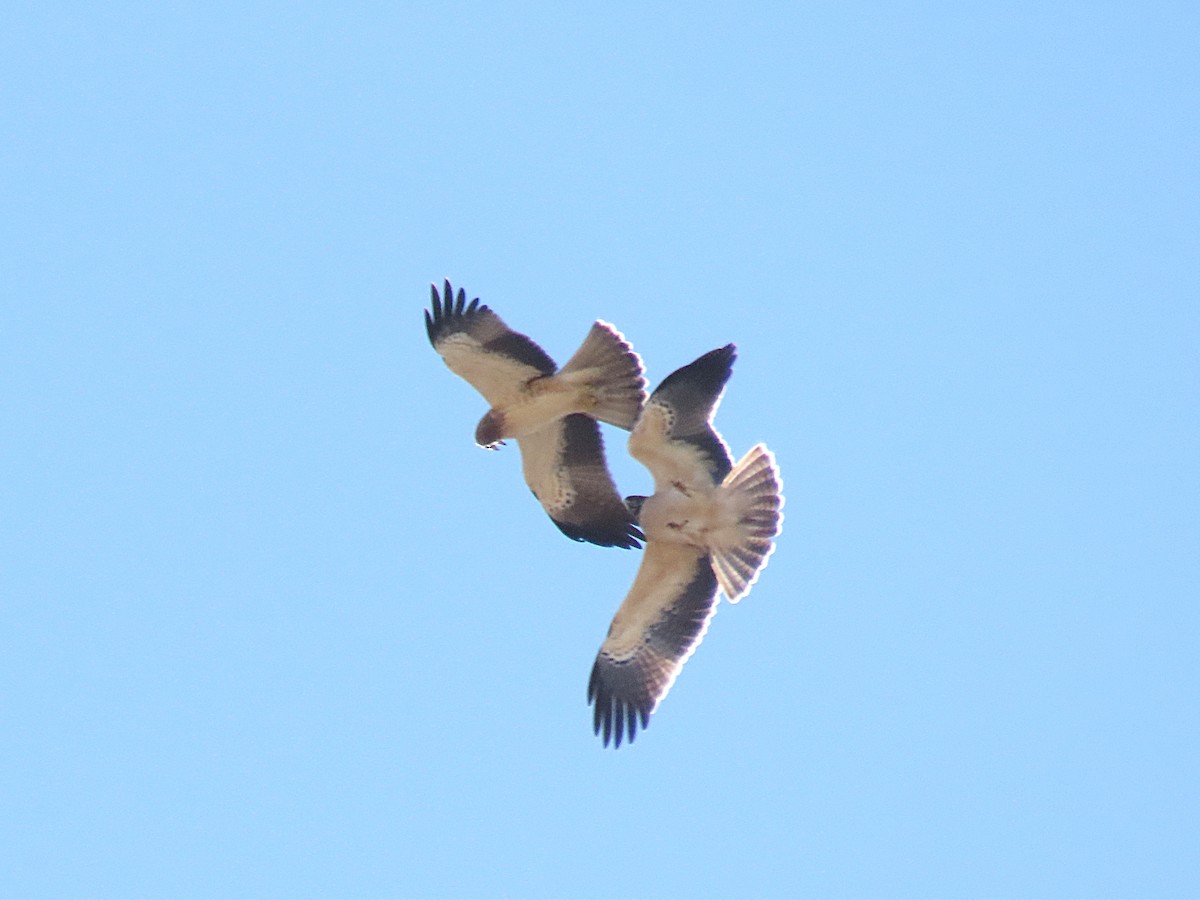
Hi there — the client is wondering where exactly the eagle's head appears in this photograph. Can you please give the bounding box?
[475,409,507,449]
[624,495,648,522]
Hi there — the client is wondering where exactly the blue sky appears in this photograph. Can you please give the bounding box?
[2,3,1198,897]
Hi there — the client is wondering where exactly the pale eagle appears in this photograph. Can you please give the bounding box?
[425,280,647,548]
[587,345,784,746]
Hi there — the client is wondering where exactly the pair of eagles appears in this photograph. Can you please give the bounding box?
[426,281,784,748]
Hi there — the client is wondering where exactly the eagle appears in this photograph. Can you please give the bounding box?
[425,280,647,548]
[587,344,784,746]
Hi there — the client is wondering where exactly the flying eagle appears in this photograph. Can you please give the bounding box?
[587,344,784,746]
[425,280,647,549]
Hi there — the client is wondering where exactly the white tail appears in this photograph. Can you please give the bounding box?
[559,321,646,430]
[710,444,784,602]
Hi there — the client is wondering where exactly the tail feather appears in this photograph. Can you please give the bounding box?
[559,321,646,430]
[711,444,783,602]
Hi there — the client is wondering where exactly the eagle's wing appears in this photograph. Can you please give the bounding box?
[629,344,737,492]
[424,280,557,407]
[587,542,719,747]
[517,414,643,549]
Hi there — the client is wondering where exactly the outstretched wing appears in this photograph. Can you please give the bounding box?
[424,280,557,407]
[518,414,643,549]
[587,542,718,747]
[629,344,736,492]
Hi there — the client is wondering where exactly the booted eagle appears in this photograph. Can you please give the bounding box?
[587,345,784,746]
[425,280,647,549]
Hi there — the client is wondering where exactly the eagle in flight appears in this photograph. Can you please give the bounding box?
[425,280,647,548]
[587,345,784,747]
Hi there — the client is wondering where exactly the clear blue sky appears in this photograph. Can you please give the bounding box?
[3,4,1197,897]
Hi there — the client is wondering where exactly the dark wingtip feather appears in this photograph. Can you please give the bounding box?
[660,344,736,393]
[424,283,443,345]
[647,344,738,414]
[587,659,654,749]
[425,279,494,349]
[552,516,644,550]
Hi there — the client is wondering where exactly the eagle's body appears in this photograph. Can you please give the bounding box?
[426,281,646,548]
[588,345,784,746]
[481,376,593,439]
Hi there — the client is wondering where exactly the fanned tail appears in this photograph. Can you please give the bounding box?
[559,321,646,430]
[710,444,784,603]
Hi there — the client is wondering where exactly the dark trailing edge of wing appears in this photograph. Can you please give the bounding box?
[684,429,734,485]
[545,414,644,549]
[647,556,719,658]
[424,280,557,374]
[551,514,645,550]
[587,555,719,748]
